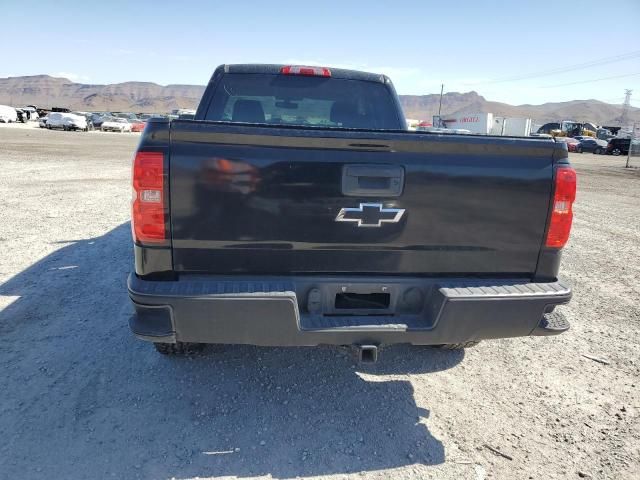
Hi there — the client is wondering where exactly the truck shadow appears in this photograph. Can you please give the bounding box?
[0,223,463,479]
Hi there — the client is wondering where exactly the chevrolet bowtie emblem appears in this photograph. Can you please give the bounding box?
[335,203,405,227]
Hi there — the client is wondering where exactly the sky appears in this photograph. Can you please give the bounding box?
[1,0,639,106]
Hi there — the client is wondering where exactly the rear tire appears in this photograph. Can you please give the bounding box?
[612,148,621,156]
[433,341,480,350]
[576,146,583,153]
[154,341,203,355]
[594,147,602,155]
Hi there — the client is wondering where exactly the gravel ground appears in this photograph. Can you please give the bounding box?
[0,126,638,480]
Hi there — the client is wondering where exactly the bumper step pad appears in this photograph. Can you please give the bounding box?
[532,311,570,336]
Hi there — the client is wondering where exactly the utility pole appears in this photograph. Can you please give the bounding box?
[621,89,632,126]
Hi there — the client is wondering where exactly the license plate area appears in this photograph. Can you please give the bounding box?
[335,292,390,310]
[305,282,428,316]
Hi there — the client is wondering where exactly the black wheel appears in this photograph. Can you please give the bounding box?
[154,341,203,355]
[594,147,602,155]
[576,146,583,153]
[433,341,480,350]
[612,148,621,156]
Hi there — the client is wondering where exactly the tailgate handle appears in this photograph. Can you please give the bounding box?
[342,164,404,197]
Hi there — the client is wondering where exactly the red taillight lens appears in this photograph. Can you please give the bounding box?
[545,166,577,248]
[132,151,165,244]
[280,65,331,77]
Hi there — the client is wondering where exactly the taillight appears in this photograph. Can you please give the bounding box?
[545,166,577,248]
[132,151,165,244]
[280,65,331,77]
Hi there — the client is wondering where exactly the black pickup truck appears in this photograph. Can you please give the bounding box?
[128,64,576,360]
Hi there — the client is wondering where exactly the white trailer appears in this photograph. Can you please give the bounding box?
[491,116,506,135]
[437,113,533,136]
[502,117,532,136]
[0,105,18,123]
[439,112,493,134]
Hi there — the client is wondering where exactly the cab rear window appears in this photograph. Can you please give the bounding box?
[204,73,402,130]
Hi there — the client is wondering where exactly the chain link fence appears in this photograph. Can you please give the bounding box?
[626,123,640,168]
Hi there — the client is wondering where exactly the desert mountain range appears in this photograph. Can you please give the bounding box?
[1,75,637,125]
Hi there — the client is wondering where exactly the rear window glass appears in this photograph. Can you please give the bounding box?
[204,73,402,130]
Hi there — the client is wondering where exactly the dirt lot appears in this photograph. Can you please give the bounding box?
[0,126,638,480]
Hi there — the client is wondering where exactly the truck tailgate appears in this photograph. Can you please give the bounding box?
[169,121,556,275]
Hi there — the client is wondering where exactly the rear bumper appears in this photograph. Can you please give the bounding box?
[127,274,571,346]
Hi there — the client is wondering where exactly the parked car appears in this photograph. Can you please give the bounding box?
[45,112,88,131]
[576,138,608,154]
[73,112,95,131]
[555,137,580,152]
[101,117,132,132]
[113,112,138,121]
[128,63,575,360]
[606,138,631,156]
[0,105,18,123]
[15,108,28,123]
[90,113,111,128]
[21,106,39,121]
[130,119,146,132]
[565,137,580,152]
